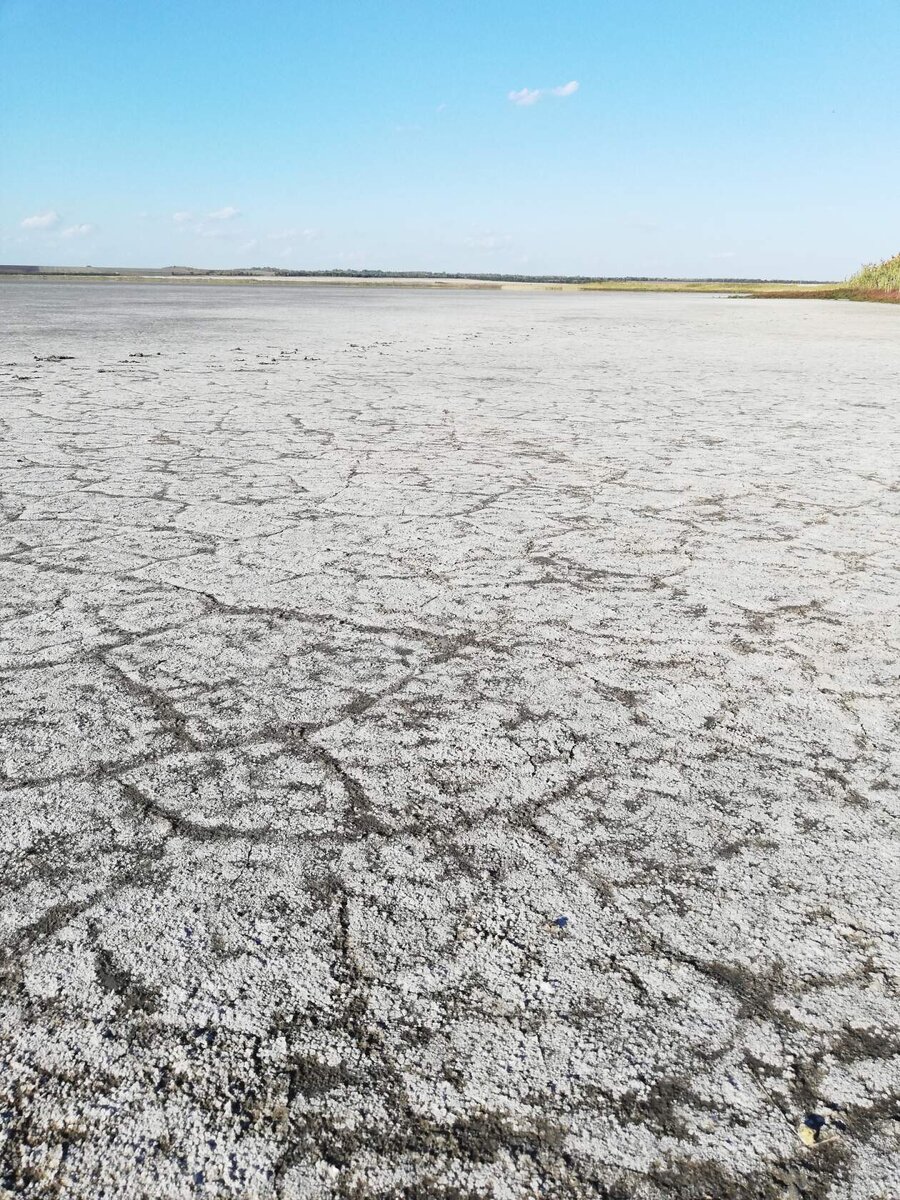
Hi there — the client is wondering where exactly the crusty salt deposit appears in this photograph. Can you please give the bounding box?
[1,282,898,1198]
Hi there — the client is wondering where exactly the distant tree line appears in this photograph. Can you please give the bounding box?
[0,264,829,284]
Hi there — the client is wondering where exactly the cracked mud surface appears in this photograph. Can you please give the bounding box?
[1,282,898,1199]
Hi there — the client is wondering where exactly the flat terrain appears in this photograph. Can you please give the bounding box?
[0,269,839,297]
[0,283,898,1199]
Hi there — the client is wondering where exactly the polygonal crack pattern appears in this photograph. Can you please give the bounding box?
[1,283,898,1199]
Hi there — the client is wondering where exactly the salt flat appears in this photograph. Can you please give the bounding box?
[0,282,898,1199]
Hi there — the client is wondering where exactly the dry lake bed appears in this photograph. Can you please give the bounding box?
[0,282,898,1199]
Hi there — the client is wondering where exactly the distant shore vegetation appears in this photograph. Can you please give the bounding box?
[0,264,827,286]
[847,252,900,295]
[755,252,900,304]
[1,257,898,303]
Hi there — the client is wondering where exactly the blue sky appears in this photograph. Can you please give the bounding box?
[2,0,899,278]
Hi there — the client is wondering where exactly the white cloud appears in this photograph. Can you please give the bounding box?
[463,233,513,251]
[508,87,542,107]
[268,228,318,242]
[508,80,580,106]
[61,223,95,238]
[21,210,60,230]
[173,208,249,239]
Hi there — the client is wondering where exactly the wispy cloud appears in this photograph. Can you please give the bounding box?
[60,223,95,238]
[508,87,542,107]
[508,80,579,106]
[463,232,513,252]
[268,228,318,242]
[21,210,60,230]
[172,207,242,236]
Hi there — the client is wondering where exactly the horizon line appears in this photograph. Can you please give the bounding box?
[0,264,837,285]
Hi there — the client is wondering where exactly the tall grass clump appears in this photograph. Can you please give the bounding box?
[848,252,900,293]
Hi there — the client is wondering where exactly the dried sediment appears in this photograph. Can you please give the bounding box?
[0,283,898,1198]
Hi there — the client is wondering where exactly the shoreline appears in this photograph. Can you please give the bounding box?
[0,270,843,295]
[2,270,896,302]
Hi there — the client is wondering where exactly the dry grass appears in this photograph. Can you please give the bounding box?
[848,251,900,293]
[754,253,900,305]
[577,280,832,296]
[753,285,900,304]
